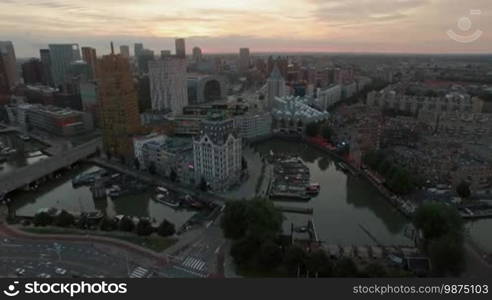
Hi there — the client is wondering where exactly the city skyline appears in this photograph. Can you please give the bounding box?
[1,0,491,57]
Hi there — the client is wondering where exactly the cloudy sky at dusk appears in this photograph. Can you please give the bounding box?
[1,0,491,57]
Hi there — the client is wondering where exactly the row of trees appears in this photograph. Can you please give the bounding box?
[362,150,417,195]
[32,211,175,237]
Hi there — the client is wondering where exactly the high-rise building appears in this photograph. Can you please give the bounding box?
[175,38,186,59]
[148,57,188,115]
[49,44,81,89]
[160,50,171,58]
[22,58,43,85]
[0,54,10,104]
[81,47,97,79]
[0,41,18,90]
[192,47,202,62]
[239,48,250,73]
[193,113,242,190]
[39,49,53,86]
[134,43,144,57]
[119,45,130,58]
[266,64,287,110]
[97,45,141,161]
[137,49,154,74]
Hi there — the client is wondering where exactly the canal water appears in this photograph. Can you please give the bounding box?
[0,133,49,176]
[224,139,412,246]
[11,165,196,228]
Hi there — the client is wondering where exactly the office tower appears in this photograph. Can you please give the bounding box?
[0,41,18,90]
[81,47,97,79]
[97,45,141,161]
[0,55,10,104]
[119,45,130,58]
[266,64,287,110]
[21,58,43,85]
[40,49,53,86]
[134,43,144,57]
[137,49,154,74]
[148,57,188,115]
[160,50,171,58]
[175,38,186,59]
[192,47,202,62]
[48,44,80,89]
[193,113,242,191]
[239,48,250,73]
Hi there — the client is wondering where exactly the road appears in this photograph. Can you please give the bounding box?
[161,212,229,278]
[0,237,144,278]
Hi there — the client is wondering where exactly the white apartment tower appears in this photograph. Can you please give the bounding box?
[266,64,287,110]
[193,113,242,191]
[149,57,188,115]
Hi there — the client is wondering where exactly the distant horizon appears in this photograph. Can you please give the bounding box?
[2,0,491,58]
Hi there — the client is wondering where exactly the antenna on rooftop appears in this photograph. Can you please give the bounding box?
[110,41,114,55]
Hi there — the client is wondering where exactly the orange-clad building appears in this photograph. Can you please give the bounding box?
[97,45,141,161]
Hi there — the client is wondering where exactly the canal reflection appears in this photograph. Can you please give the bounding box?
[11,165,196,228]
[0,133,49,176]
[251,139,411,246]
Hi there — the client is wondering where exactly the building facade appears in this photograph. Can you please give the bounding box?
[119,45,130,58]
[175,38,186,59]
[233,112,272,140]
[97,51,141,161]
[39,49,53,86]
[149,57,188,115]
[49,44,81,89]
[266,65,287,110]
[21,59,43,85]
[81,47,97,80]
[239,48,250,73]
[193,114,242,190]
[0,41,18,91]
[317,84,342,110]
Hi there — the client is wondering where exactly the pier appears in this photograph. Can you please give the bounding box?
[275,205,313,215]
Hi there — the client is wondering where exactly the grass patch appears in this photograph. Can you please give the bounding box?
[20,226,177,252]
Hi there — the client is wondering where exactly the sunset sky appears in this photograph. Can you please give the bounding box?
[1,0,491,57]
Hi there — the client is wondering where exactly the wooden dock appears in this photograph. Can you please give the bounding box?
[275,205,313,215]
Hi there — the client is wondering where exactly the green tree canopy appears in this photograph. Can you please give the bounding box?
[54,210,75,227]
[33,212,53,227]
[157,219,175,237]
[414,202,463,242]
[119,216,135,232]
[456,181,471,199]
[136,219,154,236]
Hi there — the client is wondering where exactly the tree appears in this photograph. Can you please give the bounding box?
[414,202,463,242]
[305,122,320,137]
[33,212,53,227]
[220,199,283,240]
[119,216,135,232]
[333,258,359,277]
[241,157,248,171]
[170,168,177,182]
[428,233,465,276]
[305,250,333,277]
[283,246,307,276]
[456,181,471,199]
[321,125,333,141]
[199,177,208,192]
[414,202,465,276]
[157,219,175,237]
[148,162,156,175]
[230,235,263,268]
[363,263,387,277]
[134,158,140,170]
[54,210,75,227]
[136,219,154,236]
[100,217,117,231]
[258,240,283,270]
[220,201,249,239]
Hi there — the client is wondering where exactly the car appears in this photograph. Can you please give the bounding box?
[38,273,51,278]
[15,268,25,276]
[55,268,67,275]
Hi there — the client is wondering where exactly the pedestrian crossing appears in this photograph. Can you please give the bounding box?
[129,266,149,278]
[181,256,206,272]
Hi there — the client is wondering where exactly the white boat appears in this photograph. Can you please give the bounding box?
[153,193,180,208]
